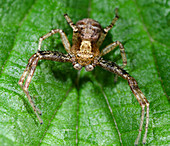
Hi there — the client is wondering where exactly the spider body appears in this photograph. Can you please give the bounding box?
[19,9,149,145]
[71,18,102,70]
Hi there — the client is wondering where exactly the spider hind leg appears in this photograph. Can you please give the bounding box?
[18,54,43,124]
[18,51,72,124]
[97,59,149,145]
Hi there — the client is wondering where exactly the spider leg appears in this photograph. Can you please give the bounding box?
[128,77,149,145]
[104,8,119,33]
[97,8,119,47]
[100,41,127,83]
[19,54,43,123]
[64,14,78,32]
[38,29,71,54]
[100,41,127,68]
[64,14,79,46]
[19,51,72,124]
[97,58,149,145]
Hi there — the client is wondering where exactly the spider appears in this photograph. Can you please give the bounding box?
[18,8,149,145]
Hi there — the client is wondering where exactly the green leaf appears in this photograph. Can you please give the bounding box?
[0,0,169,145]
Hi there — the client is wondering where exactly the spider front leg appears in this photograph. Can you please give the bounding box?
[64,14,78,32]
[97,58,149,145]
[19,51,72,124]
[97,8,119,47]
[64,14,80,45]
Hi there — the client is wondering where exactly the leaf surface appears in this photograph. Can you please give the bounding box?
[0,0,169,145]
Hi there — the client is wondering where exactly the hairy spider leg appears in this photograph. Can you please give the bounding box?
[18,51,72,123]
[64,14,78,32]
[38,29,71,54]
[19,54,43,123]
[97,8,119,48]
[97,58,149,145]
[128,78,149,145]
[98,8,127,82]
[104,8,119,32]
[100,41,127,68]
[64,14,80,46]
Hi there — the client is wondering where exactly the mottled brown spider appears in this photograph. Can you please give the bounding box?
[18,9,149,145]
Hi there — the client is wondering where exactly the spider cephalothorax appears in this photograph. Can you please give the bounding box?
[19,9,149,145]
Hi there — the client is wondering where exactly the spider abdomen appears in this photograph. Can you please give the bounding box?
[76,18,102,42]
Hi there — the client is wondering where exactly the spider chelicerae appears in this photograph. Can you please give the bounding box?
[18,9,149,145]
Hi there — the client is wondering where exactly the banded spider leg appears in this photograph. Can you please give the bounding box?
[97,58,149,145]
[18,51,71,123]
[98,8,127,82]
[19,28,72,123]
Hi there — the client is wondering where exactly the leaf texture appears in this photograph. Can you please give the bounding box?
[0,0,169,145]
